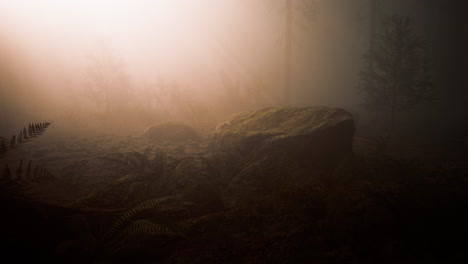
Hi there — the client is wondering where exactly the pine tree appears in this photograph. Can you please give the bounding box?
[359,15,434,133]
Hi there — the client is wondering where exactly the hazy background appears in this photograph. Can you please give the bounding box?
[1,0,467,138]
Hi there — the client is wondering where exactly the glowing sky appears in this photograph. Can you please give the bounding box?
[0,0,279,95]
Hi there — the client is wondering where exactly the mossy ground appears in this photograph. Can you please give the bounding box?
[1,128,468,263]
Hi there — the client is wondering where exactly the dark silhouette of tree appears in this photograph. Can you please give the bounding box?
[359,15,434,133]
[368,0,379,71]
[355,0,383,71]
[273,0,320,105]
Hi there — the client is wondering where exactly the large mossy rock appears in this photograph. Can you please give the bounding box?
[143,122,199,142]
[167,157,222,209]
[171,157,214,189]
[209,107,354,166]
[211,107,355,210]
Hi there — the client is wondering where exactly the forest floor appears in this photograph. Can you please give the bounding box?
[1,128,209,202]
[1,125,468,263]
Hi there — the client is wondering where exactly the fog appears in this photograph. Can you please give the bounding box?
[1,0,466,137]
[3,2,468,262]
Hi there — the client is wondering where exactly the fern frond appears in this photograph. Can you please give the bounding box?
[105,220,180,257]
[119,219,177,240]
[104,196,176,239]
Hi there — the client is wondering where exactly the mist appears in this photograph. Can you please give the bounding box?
[0,0,365,135]
[3,0,462,137]
[1,0,281,134]
[2,1,468,263]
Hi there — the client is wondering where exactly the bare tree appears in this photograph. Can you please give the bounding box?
[84,43,132,113]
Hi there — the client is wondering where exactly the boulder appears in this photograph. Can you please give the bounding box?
[211,107,354,210]
[209,107,354,166]
[171,157,214,189]
[143,123,199,142]
[168,157,222,208]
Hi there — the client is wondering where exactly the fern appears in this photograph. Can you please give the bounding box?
[118,219,177,240]
[104,196,175,239]
[105,219,179,257]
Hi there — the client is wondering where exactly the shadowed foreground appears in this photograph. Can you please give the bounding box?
[1,108,467,263]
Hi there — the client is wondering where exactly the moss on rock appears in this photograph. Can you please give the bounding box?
[143,123,199,142]
[209,107,355,166]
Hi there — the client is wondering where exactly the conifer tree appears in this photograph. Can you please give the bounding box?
[359,15,434,132]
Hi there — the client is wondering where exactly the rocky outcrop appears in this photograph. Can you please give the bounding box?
[210,107,355,210]
[143,123,199,142]
[209,107,355,166]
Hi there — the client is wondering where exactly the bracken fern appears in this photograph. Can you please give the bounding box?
[104,196,176,239]
[118,219,177,240]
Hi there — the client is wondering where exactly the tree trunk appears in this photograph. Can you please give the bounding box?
[284,0,293,106]
[390,106,396,136]
[369,0,377,69]
[390,91,397,136]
